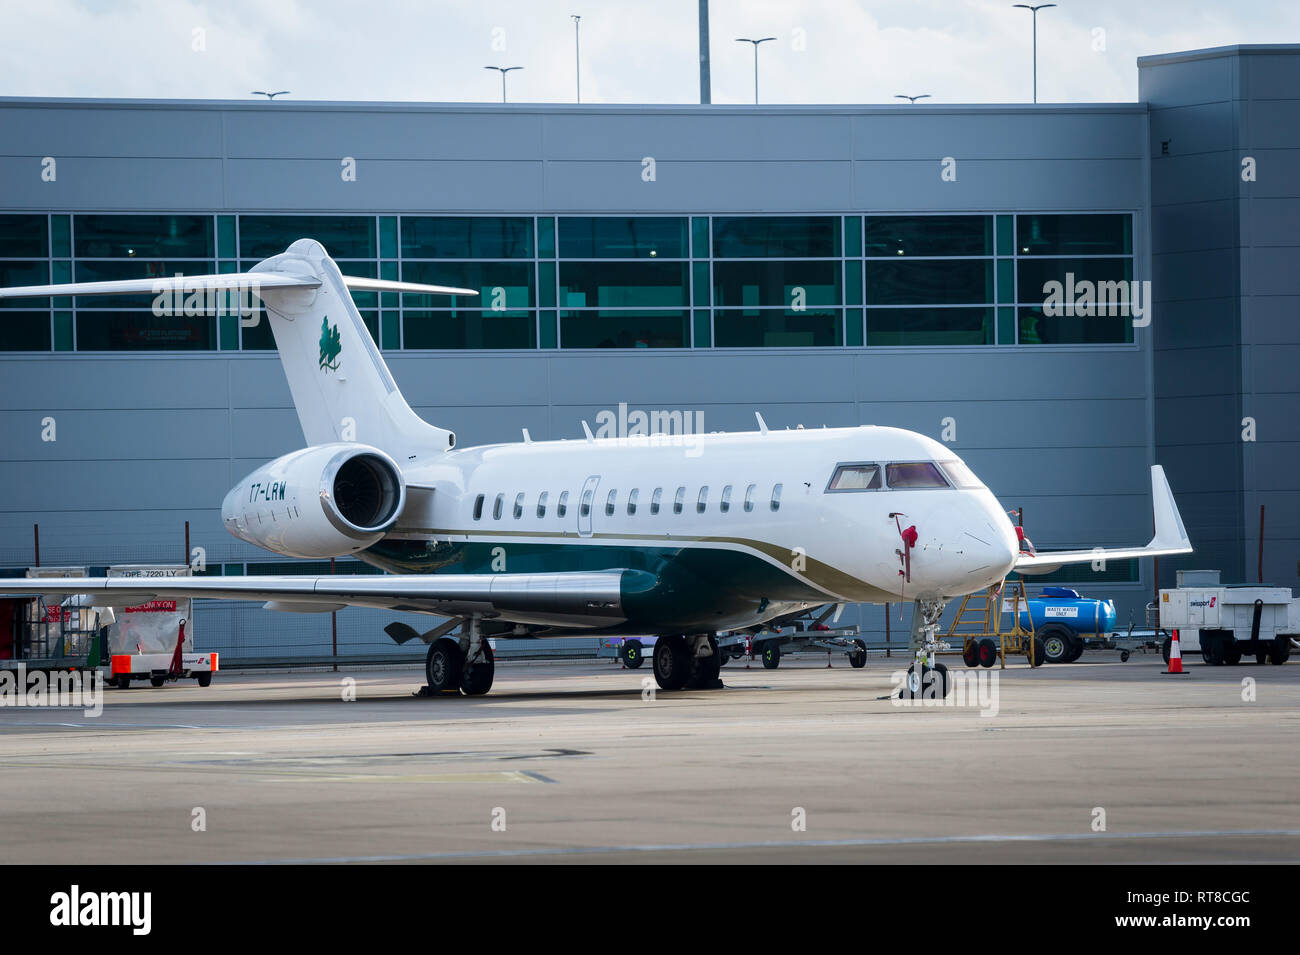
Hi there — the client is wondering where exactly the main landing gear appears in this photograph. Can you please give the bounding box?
[652,634,724,691]
[421,619,495,697]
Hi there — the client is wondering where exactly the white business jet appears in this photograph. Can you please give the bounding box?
[0,239,1192,697]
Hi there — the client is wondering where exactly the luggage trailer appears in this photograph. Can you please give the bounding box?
[1156,570,1297,666]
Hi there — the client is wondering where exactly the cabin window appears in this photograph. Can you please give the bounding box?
[628,489,639,516]
[513,492,525,519]
[650,487,663,515]
[580,488,594,518]
[605,488,617,516]
[744,483,756,512]
[827,463,882,492]
[473,494,485,520]
[770,484,783,512]
[557,490,569,518]
[536,491,548,518]
[697,486,709,514]
[886,462,951,489]
[673,487,686,514]
[720,485,732,513]
[492,494,504,520]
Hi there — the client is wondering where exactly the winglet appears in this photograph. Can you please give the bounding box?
[755,412,769,435]
[1149,464,1190,551]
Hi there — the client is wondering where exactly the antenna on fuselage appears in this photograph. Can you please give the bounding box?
[755,411,769,435]
[522,429,532,444]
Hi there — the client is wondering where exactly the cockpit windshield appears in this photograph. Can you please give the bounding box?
[937,459,983,488]
[885,462,951,488]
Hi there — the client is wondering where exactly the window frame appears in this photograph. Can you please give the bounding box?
[825,462,884,493]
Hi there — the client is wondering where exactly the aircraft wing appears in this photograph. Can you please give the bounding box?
[0,571,631,629]
[1014,465,1192,575]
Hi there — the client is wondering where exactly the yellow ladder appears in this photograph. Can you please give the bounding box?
[943,580,1036,668]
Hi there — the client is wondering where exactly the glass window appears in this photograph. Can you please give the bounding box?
[673,487,685,515]
[713,260,840,308]
[403,311,535,349]
[402,261,532,309]
[537,217,555,258]
[74,214,213,259]
[1017,306,1132,345]
[938,460,983,488]
[1016,257,1134,307]
[691,217,709,256]
[864,215,992,257]
[886,462,951,488]
[627,488,639,516]
[0,311,51,351]
[650,488,662,515]
[473,494,485,520]
[605,488,617,516]
[828,464,882,491]
[401,216,533,259]
[580,488,594,518]
[559,310,687,349]
[770,484,783,512]
[559,261,687,308]
[744,484,756,512]
[75,311,216,351]
[559,217,686,259]
[714,309,842,347]
[720,485,732,513]
[0,261,47,303]
[557,490,569,518]
[536,491,548,518]
[713,216,840,257]
[696,486,709,514]
[866,307,994,346]
[72,259,216,308]
[866,260,992,305]
[1017,214,1132,256]
[0,215,48,257]
[493,494,504,519]
[513,492,525,519]
[239,215,375,259]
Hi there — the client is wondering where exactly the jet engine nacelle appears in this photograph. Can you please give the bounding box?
[221,443,406,558]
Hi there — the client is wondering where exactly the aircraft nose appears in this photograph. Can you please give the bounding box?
[948,497,1019,592]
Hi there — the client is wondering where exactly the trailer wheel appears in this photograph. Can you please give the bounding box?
[1270,637,1291,665]
[196,672,212,688]
[1161,637,1171,665]
[1064,637,1086,663]
[976,638,999,668]
[1119,650,1131,663]
[849,639,868,669]
[962,641,980,668]
[1224,642,1242,666]
[1202,633,1225,666]
[149,674,165,688]
[1256,650,1269,665]
[1037,625,1073,664]
[761,643,781,669]
[116,675,132,689]
[1026,637,1046,667]
[620,640,645,669]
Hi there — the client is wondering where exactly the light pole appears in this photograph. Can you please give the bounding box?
[1013,3,1056,104]
[571,15,581,103]
[735,36,775,104]
[894,94,931,104]
[251,91,290,100]
[484,66,523,103]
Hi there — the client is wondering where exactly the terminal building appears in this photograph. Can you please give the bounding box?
[0,44,1295,660]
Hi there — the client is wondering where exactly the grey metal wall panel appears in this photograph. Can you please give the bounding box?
[852,159,1144,211]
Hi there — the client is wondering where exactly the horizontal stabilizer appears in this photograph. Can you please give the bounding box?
[0,273,477,300]
[1015,465,1192,574]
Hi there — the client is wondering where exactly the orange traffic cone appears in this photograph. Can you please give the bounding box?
[1163,629,1188,675]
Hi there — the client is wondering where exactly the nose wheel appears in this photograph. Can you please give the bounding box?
[904,597,953,700]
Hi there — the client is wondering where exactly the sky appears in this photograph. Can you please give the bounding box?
[0,0,1295,106]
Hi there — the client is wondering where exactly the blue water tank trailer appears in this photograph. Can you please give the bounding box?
[1014,587,1118,663]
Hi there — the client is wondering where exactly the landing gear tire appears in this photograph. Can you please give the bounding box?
[962,641,980,668]
[976,638,999,668]
[461,644,495,696]
[1038,626,1073,664]
[761,642,781,669]
[425,637,464,695]
[900,662,950,700]
[653,635,690,690]
[849,638,868,669]
[196,672,212,688]
[620,640,645,669]
[685,636,723,689]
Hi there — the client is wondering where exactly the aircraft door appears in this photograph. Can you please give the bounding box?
[578,475,600,538]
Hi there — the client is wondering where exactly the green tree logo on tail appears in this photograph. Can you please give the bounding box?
[319,316,341,372]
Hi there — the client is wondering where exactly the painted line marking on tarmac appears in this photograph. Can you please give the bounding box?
[216,828,1300,864]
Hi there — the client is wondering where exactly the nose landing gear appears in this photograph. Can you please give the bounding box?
[901,597,953,699]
